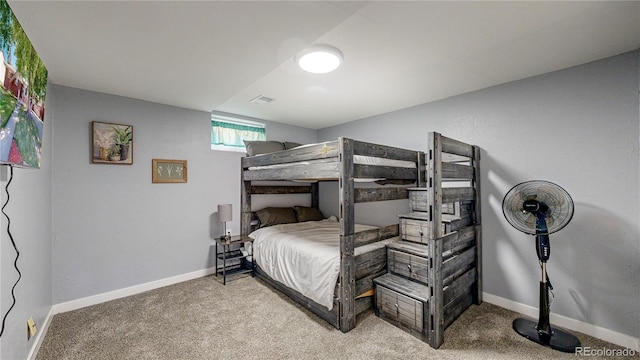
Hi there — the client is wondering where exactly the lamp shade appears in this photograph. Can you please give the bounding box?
[218,204,232,222]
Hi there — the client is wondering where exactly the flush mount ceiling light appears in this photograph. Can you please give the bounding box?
[296,45,343,74]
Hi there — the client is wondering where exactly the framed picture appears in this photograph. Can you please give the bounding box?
[152,159,188,183]
[0,4,47,169]
[91,121,133,164]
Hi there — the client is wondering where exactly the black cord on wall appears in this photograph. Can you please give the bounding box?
[0,165,21,338]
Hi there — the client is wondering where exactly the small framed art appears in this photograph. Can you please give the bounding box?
[152,159,188,183]
[91,121,133,164]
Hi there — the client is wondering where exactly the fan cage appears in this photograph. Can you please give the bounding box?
[502,180,574,235]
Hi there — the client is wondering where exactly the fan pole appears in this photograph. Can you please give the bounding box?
[537,262,552,344]
[512,248,582,353]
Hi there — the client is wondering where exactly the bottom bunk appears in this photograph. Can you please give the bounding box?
[248,217,397,331]
[254,263,377,328]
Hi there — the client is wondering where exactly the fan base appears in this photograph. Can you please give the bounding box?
[513,318,581,353]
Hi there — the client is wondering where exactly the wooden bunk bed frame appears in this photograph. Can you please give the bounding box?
[240,133,482,338]
[241,138,426,332]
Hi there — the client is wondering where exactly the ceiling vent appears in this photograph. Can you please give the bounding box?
[249,95,274,104]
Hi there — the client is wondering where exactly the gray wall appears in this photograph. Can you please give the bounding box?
[50,86,316,304]
[1,51,637,359]
[0,84,53,360]
[318,51,640,339]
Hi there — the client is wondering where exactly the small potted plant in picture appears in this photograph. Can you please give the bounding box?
[94,128,114,160]
[107,145,121,161]
[113,125,132,161]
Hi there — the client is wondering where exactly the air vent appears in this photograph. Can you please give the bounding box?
[249,95,274,104]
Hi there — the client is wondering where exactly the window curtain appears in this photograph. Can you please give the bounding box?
[211,120,265,147]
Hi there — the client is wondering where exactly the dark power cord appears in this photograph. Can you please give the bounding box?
[0,165,21,337]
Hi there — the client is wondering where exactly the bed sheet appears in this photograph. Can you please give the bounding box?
[248,155,415,170]
[249,219,393,310]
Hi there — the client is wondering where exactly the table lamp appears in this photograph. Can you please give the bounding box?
[218,204,232,239]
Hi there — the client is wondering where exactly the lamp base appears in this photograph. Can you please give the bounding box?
[513,317,581,353]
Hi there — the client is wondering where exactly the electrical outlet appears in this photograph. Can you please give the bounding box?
[26,317,36,339]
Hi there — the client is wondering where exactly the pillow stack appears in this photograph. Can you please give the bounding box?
[255,206,325,227]
[244,140,302,156]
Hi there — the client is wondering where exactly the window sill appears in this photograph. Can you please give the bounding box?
[211,144,247,153]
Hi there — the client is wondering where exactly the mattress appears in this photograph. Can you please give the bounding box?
[248,155,416,171]
[248,155,416,183]
[249,219,395,311]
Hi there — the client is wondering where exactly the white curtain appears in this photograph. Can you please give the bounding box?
[211,120,265,147]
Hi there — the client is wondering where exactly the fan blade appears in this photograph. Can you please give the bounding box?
[551,188,566,207]
[524,213,536,229]
[504,195,523,215]
[546,216,555,230]
[544,194,562,210]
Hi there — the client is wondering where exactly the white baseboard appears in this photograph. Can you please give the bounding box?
[52,267,216,314]
[44,273,638,353]
[483,292,639,351]
[27,307,54,360]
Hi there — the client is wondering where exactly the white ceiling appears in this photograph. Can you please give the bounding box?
[7,1,640,130]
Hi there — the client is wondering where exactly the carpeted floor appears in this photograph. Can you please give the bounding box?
[36,275,635,360]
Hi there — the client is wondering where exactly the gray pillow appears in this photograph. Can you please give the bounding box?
[256,207,297,227]
[283,141,303,150]
[244,140,284,156]
[294,206,324,222]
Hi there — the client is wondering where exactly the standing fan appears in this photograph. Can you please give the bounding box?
[502,180,581,352]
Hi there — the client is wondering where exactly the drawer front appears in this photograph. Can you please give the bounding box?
[388,249,429,285]
[376,285,424,332]
[376,286,400,321]
[442,202,455,215]
[400,218,430,244]
[409,190,430,212]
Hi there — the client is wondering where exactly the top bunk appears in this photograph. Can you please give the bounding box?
[241,137,425,184]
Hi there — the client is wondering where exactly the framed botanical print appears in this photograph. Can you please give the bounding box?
[91,121,133,164]
[152,159,187,183]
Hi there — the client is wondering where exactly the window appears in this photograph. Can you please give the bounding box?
[211,114,265,152]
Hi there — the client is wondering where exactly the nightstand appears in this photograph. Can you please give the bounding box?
[215,235,254,285]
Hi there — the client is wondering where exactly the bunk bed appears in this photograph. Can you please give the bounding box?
[240,133,482,338]
[241,138,426,332]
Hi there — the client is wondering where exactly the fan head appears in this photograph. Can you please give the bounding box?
[502,180,574,235]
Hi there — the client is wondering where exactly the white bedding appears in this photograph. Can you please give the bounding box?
[249,219,395,311]
[248,155,416,171]
[248,155,416,183]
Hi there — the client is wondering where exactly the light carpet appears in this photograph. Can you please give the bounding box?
[36,275,635,360]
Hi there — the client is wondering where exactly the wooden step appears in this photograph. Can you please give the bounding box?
[373,273,429,303]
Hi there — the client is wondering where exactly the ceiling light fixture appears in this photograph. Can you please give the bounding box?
[296,45,343,74]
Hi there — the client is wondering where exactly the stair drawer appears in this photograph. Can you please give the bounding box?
[375,285,425,332]
[408,188,430,212]
[388,249,429,285]
[400,217,431,243]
